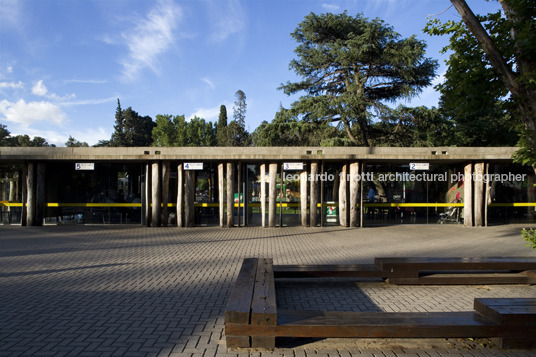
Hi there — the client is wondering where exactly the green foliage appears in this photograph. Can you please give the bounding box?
[424,13,518,147]
[0,123,10,146]
[65,136,89,147]
[233,90,247,127]
[152,115,216,147]
[522,228,536,250]
[217,105,228,146]
[372,106,453,147]
[252,107,350,146]
[110,101,155,147]
[281,11,438,145]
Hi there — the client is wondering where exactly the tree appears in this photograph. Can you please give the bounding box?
[152,114,216,147]
[8,135,52,147]
[0,123,10,146]
[280,12,438,146]
[110,99,127,147]
[110,102,155,147]
[435,0,536,166]
[424,4,520,147]
[233,90,247,126]
[216,105,228,146]
[65,136,89,147]
[373,106,453,147]
[252,107,350,146]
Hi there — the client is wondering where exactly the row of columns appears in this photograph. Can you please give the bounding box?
[144,160,365,228]
[20,160,491,228]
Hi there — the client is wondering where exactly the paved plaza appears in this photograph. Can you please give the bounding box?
[1,224,536,357]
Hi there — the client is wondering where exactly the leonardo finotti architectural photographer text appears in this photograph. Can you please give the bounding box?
[282,172,527,183]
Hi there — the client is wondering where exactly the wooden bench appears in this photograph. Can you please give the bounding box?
[225,257,536,350]
[274,257,536,285]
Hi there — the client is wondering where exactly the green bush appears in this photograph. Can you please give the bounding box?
[522,228,536,250]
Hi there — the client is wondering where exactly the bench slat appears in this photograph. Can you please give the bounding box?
[251,258,277,349]
[227,310,516,339]
[274,264,383,278]
[375,257,536,272]
[475,298,536,325]
[388,272,530,285]
[225,258,258,324]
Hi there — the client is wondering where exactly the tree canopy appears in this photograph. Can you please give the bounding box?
[152,115,216,147]
[280,11,438,146]
[427,0,536,165]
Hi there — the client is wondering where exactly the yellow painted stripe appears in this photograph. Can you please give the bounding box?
[2,202,534,209]
[490,203,536,207]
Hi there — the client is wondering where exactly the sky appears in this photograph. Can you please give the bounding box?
[0,0,502,146]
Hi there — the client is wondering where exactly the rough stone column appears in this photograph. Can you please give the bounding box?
[268,163,277,227]
[145,164,151,227]
[218,163,225,227]
[35,163,46,226]
[161,161,170,227]
[300,170,308,227]
[260,164,266,228]
[151,162,161,227]
[338,164,347,227]
[21,166,27,226]
[349,162,359,227]
[310,162,319,227]
[176,163,183,227]
[185,170,195,227]
[464,163,473,227]
[226,162,235,227]
[474,162,484,227]
[26,162,35,226]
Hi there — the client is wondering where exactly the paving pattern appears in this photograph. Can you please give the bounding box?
[0,224,535,357]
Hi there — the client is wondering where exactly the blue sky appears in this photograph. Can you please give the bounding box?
[0,0,501,146]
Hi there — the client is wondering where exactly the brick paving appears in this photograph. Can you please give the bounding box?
[0,224,535,357]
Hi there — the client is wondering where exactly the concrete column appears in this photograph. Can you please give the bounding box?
[349,162,359,227]
[145,164,151,227]
[151,162,161,227]
[339,164,347,227]
[26,162,35,226]
[300,170,308,227]
[35,163,46,226]
[177,163,183,227]
[360,161,365,228]
[464,163,473,227]
[268,163,277,227]
[185,170,195,227]
[260,164,266,227]
[161,161,170,227]
[21,166,27,226]
[310,162,319,227]
[237,163,242,227]
[474,162,484,227]
[226,162,234,227]
[218,163,225,227]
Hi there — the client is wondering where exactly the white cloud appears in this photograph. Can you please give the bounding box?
[202,77,215,89]
[0,99,66,127]
[322,4,340,11]
[31,79,75,100]
[31,80,48,96]
[0,81,23,89]
[188,102,232,122]
[208,0,245,42]
[63,79,109,85]
[119,0,182,81]
[60,96,116,106]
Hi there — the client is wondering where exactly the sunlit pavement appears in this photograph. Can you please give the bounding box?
[1,224,535,356]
